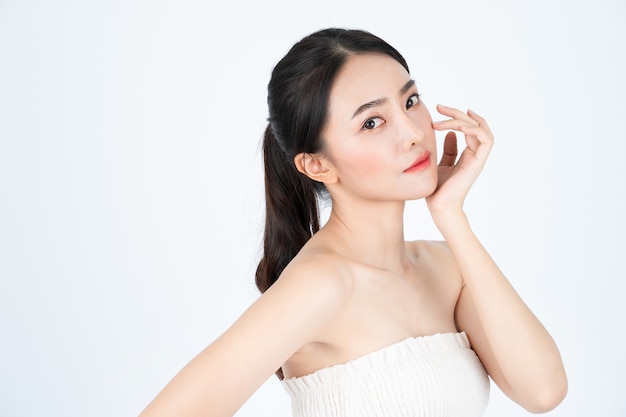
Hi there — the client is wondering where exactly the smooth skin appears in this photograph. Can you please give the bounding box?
[139,53,567,417]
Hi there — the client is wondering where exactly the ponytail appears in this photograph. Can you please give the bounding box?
[255,125,321,294]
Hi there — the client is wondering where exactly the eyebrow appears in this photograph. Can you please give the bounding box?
[351,79,416,119]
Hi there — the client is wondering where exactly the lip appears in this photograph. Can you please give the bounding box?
[404,151,431,173]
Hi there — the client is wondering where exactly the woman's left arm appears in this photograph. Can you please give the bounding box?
[428,105,567,413]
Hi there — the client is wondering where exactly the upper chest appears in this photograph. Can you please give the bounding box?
[342,254,461,333]
[283,242,463,378]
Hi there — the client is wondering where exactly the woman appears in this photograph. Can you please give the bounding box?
[139,28,567,417]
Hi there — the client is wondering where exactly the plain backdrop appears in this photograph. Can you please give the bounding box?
[1,0,625,416]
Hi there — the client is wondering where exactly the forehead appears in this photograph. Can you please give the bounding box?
[328,53,411,116]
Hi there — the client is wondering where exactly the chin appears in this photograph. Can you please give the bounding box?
[401,174,438,201]
[425,177,438,196]
[406,184,438,201]
[419,172,439,197]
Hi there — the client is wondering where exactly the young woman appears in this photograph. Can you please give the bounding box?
[139,28,567,417]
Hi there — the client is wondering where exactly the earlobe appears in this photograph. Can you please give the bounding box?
[294,152,337,184]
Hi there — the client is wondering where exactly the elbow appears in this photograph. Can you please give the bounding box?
[523,373,568,413]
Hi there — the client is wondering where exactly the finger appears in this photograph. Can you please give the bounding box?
[439,131,457,167]
[467,109,494,138]
[464,135,481,154]
[460,125,494,146]
[435,104,478,126]
[460,126,493,159]
[433,118,478,131]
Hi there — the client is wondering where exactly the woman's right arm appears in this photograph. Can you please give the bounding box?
[138,255,347,417]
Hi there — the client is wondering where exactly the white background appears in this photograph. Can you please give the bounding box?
[1,0,624,416]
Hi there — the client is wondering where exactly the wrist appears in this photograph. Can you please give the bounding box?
[431,209,470,235]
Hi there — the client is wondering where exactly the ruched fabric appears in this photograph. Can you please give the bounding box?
[281,332,489,417]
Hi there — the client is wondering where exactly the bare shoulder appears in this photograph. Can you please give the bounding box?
[274,247,354,317]
[406,239,463,285]
[406,239,457,264]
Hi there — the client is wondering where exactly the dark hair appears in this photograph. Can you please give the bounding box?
[256,28,409,293]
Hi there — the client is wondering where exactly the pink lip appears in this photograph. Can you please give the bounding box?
[404,151,431,173]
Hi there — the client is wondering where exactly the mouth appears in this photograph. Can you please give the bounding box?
[404,151,431,173]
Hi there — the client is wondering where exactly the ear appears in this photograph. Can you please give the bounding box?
[294,152,338,184]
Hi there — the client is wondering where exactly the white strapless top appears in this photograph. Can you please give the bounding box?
[281,332,489,417]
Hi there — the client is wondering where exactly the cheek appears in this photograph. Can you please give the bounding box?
[337,145,389,179]
[354,151,386,172]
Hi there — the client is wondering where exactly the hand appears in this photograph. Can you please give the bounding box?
[426,105,494,218]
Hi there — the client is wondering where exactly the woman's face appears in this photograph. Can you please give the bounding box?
[321,53,438,202]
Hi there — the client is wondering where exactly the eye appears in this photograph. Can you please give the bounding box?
[362,116,384,130]
[406,93,421,109]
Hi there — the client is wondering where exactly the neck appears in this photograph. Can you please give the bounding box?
[321,199,412,273]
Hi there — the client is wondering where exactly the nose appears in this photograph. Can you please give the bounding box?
[397,110,425,152]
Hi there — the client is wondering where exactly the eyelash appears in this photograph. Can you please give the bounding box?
[361,93,421,131]
[406,93,421,109]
